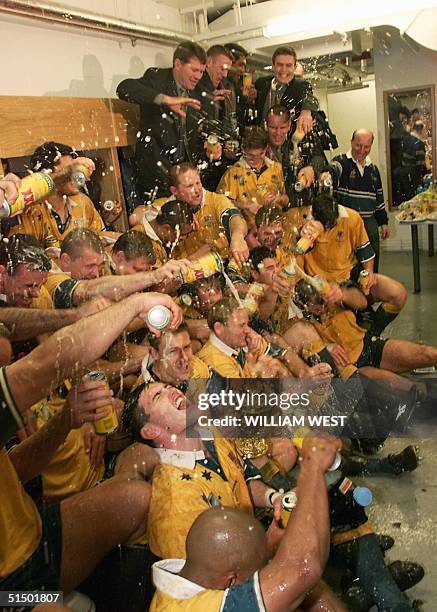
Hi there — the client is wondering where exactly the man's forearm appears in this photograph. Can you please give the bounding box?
[362,259,375,274]
[0,307,79,341]
[229,215,248,238]
[267,461,329,579]
[7,294,145,413]
[73,272,157,305]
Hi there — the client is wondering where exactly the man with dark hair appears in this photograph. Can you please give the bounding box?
[218,126,287,226]
[199,45,234,124]
[131,199,195,265]
[142,323,210,387]
[198,297,286,378]
[319,128,389,270]
[111,230,156,275]
[130,163,248,265]
[8,142,105,245]
[264,104,319,214]
[299,193,406,336]
[255,46,318,132]
[223,42,255,134]
[117,40,207,199]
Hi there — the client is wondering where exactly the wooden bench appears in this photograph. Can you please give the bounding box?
[0,95,140,230]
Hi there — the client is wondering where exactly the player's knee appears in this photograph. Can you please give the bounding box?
[285,321,317,342]
[116,479,152,526]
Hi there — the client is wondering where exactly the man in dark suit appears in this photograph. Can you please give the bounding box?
[117,41,206,200]
[255,46,318,135]
[198,45,233,124]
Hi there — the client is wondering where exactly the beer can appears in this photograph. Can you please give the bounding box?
[146,305,172,330]
[283,258,297,279]
[179,251,223,284]
[242,72,252,96]
[280,491,297,527]
[323,176,333,189]
[176,293,193,307]
[103,200,115,212]
[71,163,92,189]
[45,235,61,249]
[294,177,307,192]
[83,371,118,435]
[311,275,330,295]
[358,270,370,295]
[0,172,55,219]
[294,228,321,255]
[206,134,221,158]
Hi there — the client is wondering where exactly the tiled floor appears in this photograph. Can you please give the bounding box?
[356,250,437,611]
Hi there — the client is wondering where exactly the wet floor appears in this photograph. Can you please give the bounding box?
[356,250,437,611]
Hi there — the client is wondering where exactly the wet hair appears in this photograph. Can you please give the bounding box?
[60,228,104,259]
[0,233,51,275]
[293,278,324,310]
[207,296,241,330]
[207,45,233,61]
[112,230,156,264]
[168,162,197,188]
[173,41,207,66]
[249,246,276,271]
[255,205,284,228]
[223,42,248,61]
[243,126,268,151]
[272,46,297,63]
[183,274,224,310]
[155,200,194,229]
[191,274,223,297]
[266,104,291,123]
[123,383,150,443]
[312,193,339,230]
[146,321,190,351]
[30,141,77,172]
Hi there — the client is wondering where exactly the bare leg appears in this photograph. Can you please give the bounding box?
[370,273,407,309]
[283,321,323,354]
[380,339,437,373]
[59,478,151,592]
[359,365,416,392]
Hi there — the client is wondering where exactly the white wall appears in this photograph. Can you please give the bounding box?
[325,80,379,167]
[0,14,176,98]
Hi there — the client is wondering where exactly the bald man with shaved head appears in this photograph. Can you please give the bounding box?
[320,128,389,271]
[150,435,346,612]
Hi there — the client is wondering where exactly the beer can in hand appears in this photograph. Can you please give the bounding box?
[0,172,55,218]
[179,251,223,284]
[280,491,298,527]
[146,305,172,330]
[358,270,370,295]
[83,371,118,435]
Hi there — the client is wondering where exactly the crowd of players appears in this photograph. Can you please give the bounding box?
[0,39,434,612]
